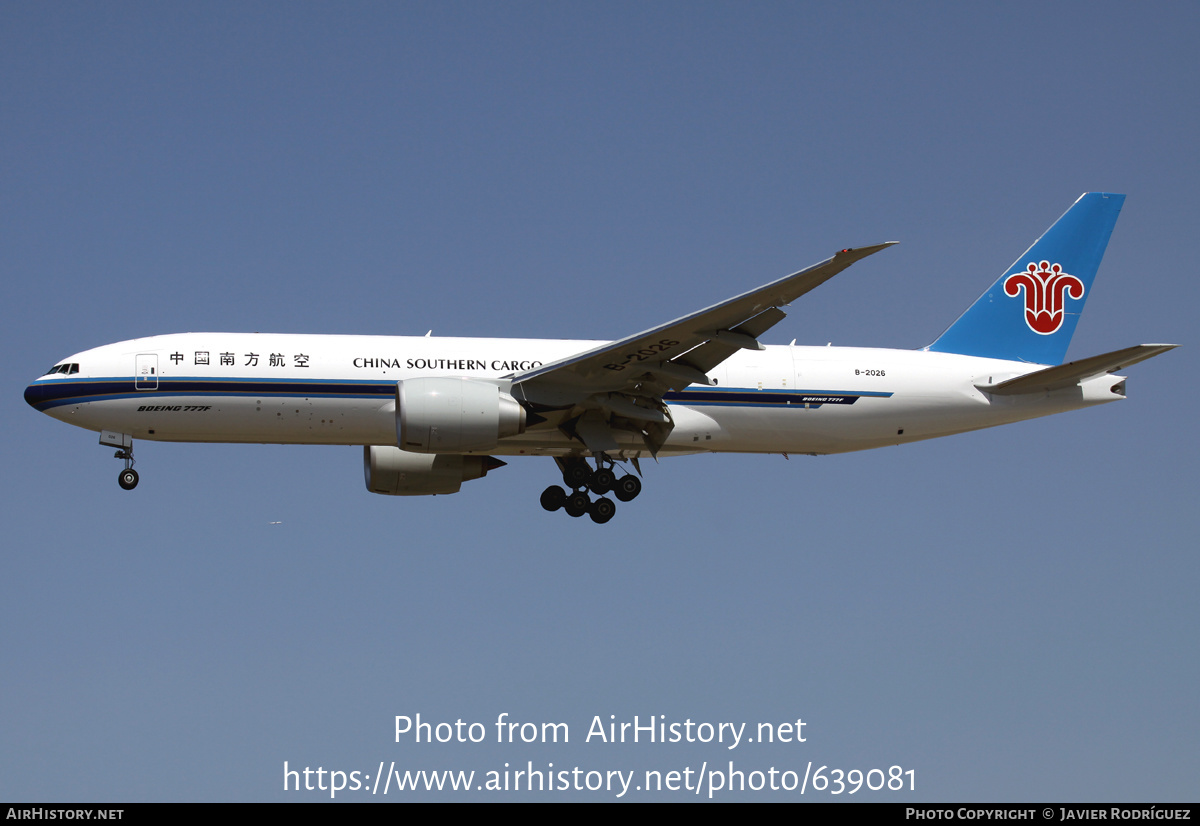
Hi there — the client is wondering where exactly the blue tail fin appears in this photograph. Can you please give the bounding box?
[927,192,1124,365]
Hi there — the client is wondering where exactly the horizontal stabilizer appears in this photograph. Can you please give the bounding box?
[978,344,1178,395]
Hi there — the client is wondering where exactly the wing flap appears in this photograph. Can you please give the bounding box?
[670,306,789,377]
[573,411,620,453]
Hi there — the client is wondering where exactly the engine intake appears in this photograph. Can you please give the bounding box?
[396,377,526,453]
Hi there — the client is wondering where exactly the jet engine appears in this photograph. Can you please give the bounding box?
[363,445,505,496]
[396,377,526,453]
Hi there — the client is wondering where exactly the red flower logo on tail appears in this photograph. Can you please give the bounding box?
[1003,261,1084,335]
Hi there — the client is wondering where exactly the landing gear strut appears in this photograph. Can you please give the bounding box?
[540,455,640,523]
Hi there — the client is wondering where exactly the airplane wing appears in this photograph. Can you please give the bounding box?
[510,243,895,453]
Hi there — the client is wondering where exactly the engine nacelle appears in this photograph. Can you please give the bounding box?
[363,445,504,496]
[396,377,526,453]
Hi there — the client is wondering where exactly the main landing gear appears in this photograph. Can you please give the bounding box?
[540,456,642,524]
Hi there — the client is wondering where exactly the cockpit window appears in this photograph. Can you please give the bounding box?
[43,363,79,376]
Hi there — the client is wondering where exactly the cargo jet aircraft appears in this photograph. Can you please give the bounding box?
[25,193,1175,523]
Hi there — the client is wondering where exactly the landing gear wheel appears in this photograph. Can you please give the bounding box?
[118,468,139,490]
[589,497,616,524]
[540,485,566,512]
[565,491,590,518]
[591,468,616,495]
[614,474,641,502]
[562,460,593,489]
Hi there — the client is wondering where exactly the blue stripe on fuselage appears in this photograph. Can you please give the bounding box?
[664,387,893,408]
[25,376,894,412]
[24,376,395,411]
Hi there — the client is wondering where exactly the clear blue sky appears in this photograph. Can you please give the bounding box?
[3,1,1196,801]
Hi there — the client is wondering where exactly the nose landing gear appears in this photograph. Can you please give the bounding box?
[115,446,138,490]
[539,455,640,523]
[117,463,139,490]
[101,432,139,490]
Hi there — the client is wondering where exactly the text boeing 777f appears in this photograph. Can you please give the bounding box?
[25,193,1175,523]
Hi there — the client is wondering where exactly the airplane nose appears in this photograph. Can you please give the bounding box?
[25,380,54,411]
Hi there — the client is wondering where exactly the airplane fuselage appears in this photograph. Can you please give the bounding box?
[25,332,1125,458]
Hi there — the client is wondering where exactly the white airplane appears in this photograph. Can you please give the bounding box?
[26,193,1175,523]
